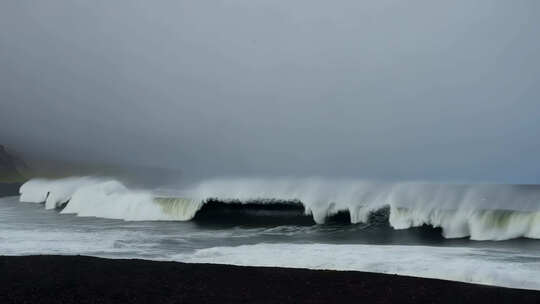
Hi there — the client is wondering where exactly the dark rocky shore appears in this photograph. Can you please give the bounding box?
[0,255,537,304]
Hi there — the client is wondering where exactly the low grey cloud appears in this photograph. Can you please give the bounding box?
[1,1,539,183]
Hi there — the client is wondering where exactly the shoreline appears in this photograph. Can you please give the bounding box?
[0,255,537,303]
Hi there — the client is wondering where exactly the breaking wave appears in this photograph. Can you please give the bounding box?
[20,178,200,221]
[19,177,540,240]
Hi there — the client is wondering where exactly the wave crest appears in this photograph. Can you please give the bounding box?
[18,177,540,240]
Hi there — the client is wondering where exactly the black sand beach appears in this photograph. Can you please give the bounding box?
[0,255,537,304]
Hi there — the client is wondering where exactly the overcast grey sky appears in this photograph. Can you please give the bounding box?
[1,1,539,183]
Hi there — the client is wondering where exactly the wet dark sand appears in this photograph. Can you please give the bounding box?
[0,255,538,303]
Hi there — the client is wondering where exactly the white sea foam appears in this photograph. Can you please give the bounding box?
[7,191,540,290]
[174,243,540,290]
[18,177,540,240]
[389,206,540,240]
[19,177,99,209]
[19,177,200,221]
[180,178,540,240]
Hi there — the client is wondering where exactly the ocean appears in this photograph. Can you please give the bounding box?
[1,177,539,290]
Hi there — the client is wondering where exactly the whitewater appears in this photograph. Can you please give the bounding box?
[1,177,539,290]
[19,177,540,240]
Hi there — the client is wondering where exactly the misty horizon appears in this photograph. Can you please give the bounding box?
[2,1,540,184]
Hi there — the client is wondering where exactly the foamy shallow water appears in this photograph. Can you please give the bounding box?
[175,243,540,290]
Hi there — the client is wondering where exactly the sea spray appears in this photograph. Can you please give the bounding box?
[19,177,540,240]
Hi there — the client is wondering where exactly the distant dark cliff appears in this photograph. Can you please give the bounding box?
[0,145,27,183]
